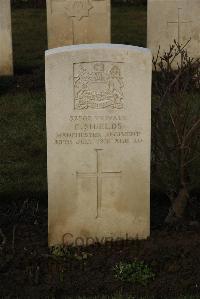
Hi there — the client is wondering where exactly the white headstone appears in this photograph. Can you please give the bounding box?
[147,0,200,62]
[46,0,111,49]
[0,0,13,76]
[46,44,151,246]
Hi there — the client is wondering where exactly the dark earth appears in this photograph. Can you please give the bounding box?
[0,192,200,298]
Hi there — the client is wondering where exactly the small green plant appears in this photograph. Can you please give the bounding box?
[50,245,92,261]
[113,260,155,285]
[50,245,70,257]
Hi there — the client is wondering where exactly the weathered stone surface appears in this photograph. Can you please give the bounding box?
[46,44,151,246]
[147,0,200,62]
[46,0,111,49]
[0,0,13,76]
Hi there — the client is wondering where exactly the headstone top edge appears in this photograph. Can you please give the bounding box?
[45,44,151,57]
[148,0,178,2]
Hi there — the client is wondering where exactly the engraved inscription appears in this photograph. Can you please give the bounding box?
[76,149,121,218]
[74,62,124,110]
[55,115,144,145]
[167,8,192,43]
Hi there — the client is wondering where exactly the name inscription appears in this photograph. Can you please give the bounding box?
[55,115,144,145]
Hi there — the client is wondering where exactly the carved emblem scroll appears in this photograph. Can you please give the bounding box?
[74,62,124,110]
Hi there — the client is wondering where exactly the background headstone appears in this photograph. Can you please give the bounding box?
[46,44,151,246]
[46,0,111,49]
[0,0,13,76]
[147,0,200,62]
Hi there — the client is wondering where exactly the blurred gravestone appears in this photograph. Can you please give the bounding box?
[46,44,152,246]
[46,0,111,49]
[0,0,13,76]
[147,0,200,63]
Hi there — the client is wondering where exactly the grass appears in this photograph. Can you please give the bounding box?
[112,6,146,46]
[0,91,46,195]
[12,8,47,71]
[1,8,47,199]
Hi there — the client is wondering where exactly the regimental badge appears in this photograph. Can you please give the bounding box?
[65,0,93,21]
[74,62,124,110]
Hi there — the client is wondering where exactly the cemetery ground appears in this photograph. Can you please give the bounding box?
[0,3,200,299]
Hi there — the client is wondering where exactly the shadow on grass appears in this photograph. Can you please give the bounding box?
[0,76,15,95]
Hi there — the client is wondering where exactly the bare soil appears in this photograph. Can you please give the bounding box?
[0,192,200,298]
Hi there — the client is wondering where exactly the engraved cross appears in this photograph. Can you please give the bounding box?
[167,8,191,44]
[76,149,121,218]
